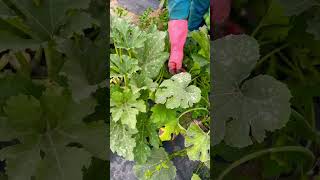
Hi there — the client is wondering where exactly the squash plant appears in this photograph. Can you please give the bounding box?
[110,15,210,179]
[0,0,108,179]
[211,0,320,179]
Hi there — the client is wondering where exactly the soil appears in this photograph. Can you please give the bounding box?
[111,0,160,25]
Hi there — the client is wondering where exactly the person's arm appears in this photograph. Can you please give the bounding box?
[167,0,190,74]
[168,0,190,20]
[188,0,210,31]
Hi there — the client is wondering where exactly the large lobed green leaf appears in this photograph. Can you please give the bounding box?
[134,113,159,164]
[111,16,168,79]
[110,54,140,79]
[150,104,185,141]
[155,72,201,109]
[135,26,169,79]
[110,88,146,130]
[111,15,147,50]
[57,37,107,101]
[212,34,292,147]
[110,121,136,161]
[0,84,107,180]
[185,123,210,163]
[133,148,176,180]
[0,0,96,52]
[9,0,91,39]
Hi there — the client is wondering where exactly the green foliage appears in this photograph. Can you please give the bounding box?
[155,72,201,109]
[307,14,320,40]
[133,148,176,180]
[134,113,159,163]
[110,121,136,161]
[110,15,210,179]
[0,85,107,180]
[0,0,107,179]
[139,8,169,31]
[212,0,320,179]
[0,0,94,51]
[212,34,292,148]
[185,123,210,163]
[110,89,146,130]
[192,174,202,180]
[139,7,154,29]
[277,0,319,16]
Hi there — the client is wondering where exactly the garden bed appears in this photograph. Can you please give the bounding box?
[110,1,210,179]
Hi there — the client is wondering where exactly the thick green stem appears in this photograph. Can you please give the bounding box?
[195,162,204,174]
[291,109,313,131]
[169,146,192,159]
[217,146,315,180]
[277,52,304,81]
[128,49,132,58]
[201,96,210,106]
[306,98,316,129]
[255,43,289,69]
[124,74,128,87]
[178,107,209,120]
[251,0,274,37]
[115,47,119,56]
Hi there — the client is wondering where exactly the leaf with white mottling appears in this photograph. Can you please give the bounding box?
[133,148,176,180]
[110,89,146,130]
[155,72,201,109]
[185,123,210,162]
[110,121,136,161]
[110,54,140,79]
[212,35,292,147]
[111,16,147,50]
[136,26,169,79]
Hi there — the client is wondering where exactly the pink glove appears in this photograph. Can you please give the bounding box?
[168,20,188,74]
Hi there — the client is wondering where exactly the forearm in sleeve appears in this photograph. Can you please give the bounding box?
[168,0,191,20]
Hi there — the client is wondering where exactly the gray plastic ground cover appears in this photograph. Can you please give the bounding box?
[117,0,160,15]
[110,135,206,180]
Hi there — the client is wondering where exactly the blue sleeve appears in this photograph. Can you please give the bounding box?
[188,0,210,31]
[168,0,190,20]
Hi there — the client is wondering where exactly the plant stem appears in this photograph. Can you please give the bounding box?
[255,43,289,69]
[291,109,313,131]
[195,162,204,174]
[178,107,209,120]
[191,75,200,83]
[124,74,128,87]
[155,66,164,83]
[217,146,315,180]
[128,49,132,58]
[115,46,119,56]
[277,52,304,81]
[158,0,166,9]
[201,96,210,106]
[169,146,192,159]
[259,40,274,46]
[306,98,316,129]
[251,0,274,37]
